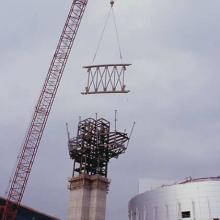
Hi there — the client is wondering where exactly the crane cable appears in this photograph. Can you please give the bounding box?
[92,0,123,64]
[112,7,123,62]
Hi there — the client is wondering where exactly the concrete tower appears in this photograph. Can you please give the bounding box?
[67,117,129,220]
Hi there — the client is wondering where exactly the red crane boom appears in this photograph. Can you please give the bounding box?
[1,0,88,219]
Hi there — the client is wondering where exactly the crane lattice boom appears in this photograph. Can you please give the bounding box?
[2,0,88,219]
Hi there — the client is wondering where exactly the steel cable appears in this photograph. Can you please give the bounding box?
[92,1,124,64]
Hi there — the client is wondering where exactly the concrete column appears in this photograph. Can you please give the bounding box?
[68,174,110,220]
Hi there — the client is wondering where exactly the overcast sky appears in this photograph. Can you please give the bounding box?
[1,0,220,219]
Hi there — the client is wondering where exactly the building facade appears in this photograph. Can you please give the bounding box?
[129,177,220,220]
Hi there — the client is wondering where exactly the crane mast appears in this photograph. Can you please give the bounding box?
[1,0,88,219]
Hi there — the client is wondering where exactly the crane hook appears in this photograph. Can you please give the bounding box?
[110,0,114,8]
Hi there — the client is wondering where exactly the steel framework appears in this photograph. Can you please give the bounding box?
[68,117,129,177]
[2,0,88,219]
[81,64,131,95]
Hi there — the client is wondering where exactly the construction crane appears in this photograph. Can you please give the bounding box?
[1,0,88,219]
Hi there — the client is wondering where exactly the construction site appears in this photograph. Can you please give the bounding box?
[0,0,134,219]
[1,0,220,220]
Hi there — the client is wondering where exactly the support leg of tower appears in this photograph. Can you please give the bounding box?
[68,174,110,220]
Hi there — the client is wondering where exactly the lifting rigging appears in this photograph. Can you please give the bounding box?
[81,0,132,95]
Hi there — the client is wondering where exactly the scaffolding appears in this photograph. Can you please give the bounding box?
[68,117,129,177]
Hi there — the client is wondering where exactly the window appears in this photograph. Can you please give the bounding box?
[181,211,191,218]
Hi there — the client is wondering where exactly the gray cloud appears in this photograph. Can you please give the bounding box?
[1,0,220,219]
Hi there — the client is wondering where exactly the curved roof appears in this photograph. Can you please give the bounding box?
[161,176,220,188]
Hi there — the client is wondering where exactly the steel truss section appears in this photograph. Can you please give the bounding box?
[2,1,88,219]
[81,64,132,95]
[68,117,129,177]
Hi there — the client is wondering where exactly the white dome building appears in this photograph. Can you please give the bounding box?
[128,176,220,220]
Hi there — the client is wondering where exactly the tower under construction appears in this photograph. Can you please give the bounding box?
[67,117,129,220]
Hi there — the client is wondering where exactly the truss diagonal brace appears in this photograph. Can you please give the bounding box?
[81,64,131,95]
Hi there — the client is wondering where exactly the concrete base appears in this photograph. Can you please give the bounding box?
[68,174,110,220]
